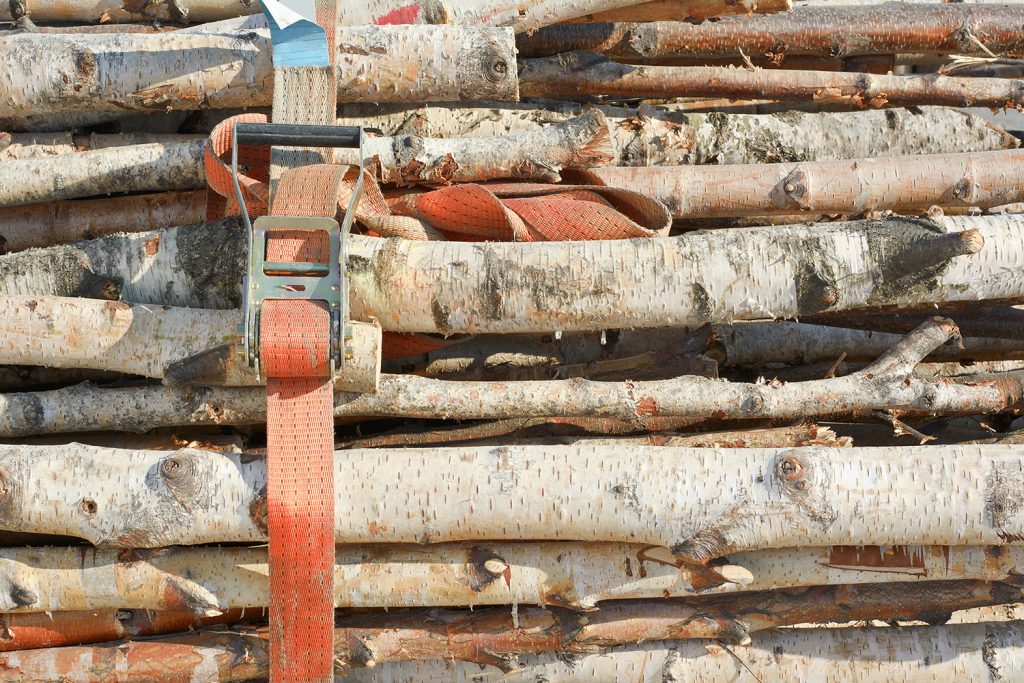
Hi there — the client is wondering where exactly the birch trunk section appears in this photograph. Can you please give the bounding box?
[4,215,1020,333]
[334,622,1024,682]
[518,5,1024,59]
[1,544,1022,613]
[0,297,382,391]
[591,148,1024,219]
[2,442,1024,557]
[2,315,1021,434]
[520,53,1024,109]
[0,23,517,120]
[0,0,258,23]
[0,191,206,253]
[0,138,206,207]
[333,103,1020,165]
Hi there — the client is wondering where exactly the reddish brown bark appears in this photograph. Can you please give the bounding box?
[520,52,1024,109]
[518,5,1024,60]
[0,608,259,651]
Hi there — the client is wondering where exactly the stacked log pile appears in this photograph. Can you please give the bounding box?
[2,0,1024,680]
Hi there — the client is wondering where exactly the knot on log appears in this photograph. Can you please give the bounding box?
[468,547,510,592]
[769,449,838,530]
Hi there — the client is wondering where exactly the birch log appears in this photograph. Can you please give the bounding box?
[0,297,382,392]
[333,103,1020,165]
[4,442,1024,557]
[5,316,1022,435]
[0,132,194,159]
[0,608,256,652]
[0,138,206,207]
[382,322,1024,381]
[0,111,608,207]
[4,544,1023,614]
[571,0,791,21]
[3,582,1019,680]
[520,52,1024,109]
[0,191,206,253]
[6,215,1021,333]
[0,0,258,23]
[0,23,517,120]
[518,5,1024,59]
[335,622,1024,682]
[589,148,1024,219]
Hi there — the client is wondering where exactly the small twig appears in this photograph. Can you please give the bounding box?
[872,409,936,445]
[716,640,763,682]
[824,352,848,379]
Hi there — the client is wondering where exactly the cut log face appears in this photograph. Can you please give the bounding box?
[2,442,1024,556]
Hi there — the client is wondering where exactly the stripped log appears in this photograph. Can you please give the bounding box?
[333,103,1020,165]
[589,148,1024,219]
[0,627,267,681]
[520,52,1024,109]
[0,297,382,393]
[0,191,206,253]
[570,0,791,21]
[0,23,517,120]
[5,543,1023,613]
[518,6,1024,59]
[0,0,258,23]
[4,215,1020,333]
[4,316,1023,435]
[334,622,1024,682]
[0,138,206,207]
[1,582,1019,680]
[3,440,1024,556]
[0,608,257,652]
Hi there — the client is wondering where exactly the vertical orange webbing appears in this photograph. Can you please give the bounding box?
[262,89,341,683]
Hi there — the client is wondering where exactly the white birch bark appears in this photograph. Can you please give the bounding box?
[0,297,381,391]
[0,138,206,207]
[0,544,1021,614]
[0,23,517,120]
[591,148,1024,219]
[333,103,1019,166]
[0,132,193,160]
[3,215,1017,332]
[2,442,1024,557]
[2,316,1021,436]
[335,622,1024,682]
[0,191,206,253]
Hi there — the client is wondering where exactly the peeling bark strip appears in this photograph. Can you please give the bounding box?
[2,544,1023,614]
[0,139,206,207]
[519,53,1024,109]
[6,215,1019,332]
[518,5,1024,59]
[0,297,382,392]
[2,581,1019,680]
[0,191,206,254]
[571,0,791,22]
[334,103,1019,166]
[0,23,517,120]
[0,608,256,652]
[590,148,1024,219]
[336,622,1024,682]
[3,442,1024,554]
[0,0,259,23]
[4,317,1024,435]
